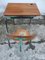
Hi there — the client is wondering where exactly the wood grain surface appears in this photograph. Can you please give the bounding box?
[4,3,40,16]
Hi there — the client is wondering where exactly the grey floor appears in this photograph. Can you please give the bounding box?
[0,16,45,60]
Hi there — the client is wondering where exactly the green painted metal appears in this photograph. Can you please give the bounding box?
[15,38,26,41]
[18,38,23,52]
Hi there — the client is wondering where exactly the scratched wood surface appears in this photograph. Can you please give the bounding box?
[4,3,40,16]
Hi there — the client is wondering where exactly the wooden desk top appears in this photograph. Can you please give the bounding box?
[4,3,40,16]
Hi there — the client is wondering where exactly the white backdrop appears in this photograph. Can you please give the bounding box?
[0,0,45,15]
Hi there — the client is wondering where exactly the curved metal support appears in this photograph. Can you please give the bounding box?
[26,40,35,51]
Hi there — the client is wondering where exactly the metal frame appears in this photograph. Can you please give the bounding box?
[4,16,34,52]
[5,16,34,32]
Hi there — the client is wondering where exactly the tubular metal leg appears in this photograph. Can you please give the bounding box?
[26,40,35,51]
[29,19,31,25]
[29,40,35,50]
[5,19,8,32]
[5,18,11,48]
[19,44,22,52]
[8,39,12,48]
[19,39,23,52]
[29,17,33,25]
[13,19,15,25]
[7,38,12,48]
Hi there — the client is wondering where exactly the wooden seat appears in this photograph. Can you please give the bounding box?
[6,28,36,43]
[6,28,36,51]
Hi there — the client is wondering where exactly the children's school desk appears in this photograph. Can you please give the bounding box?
[4,3,40,32]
